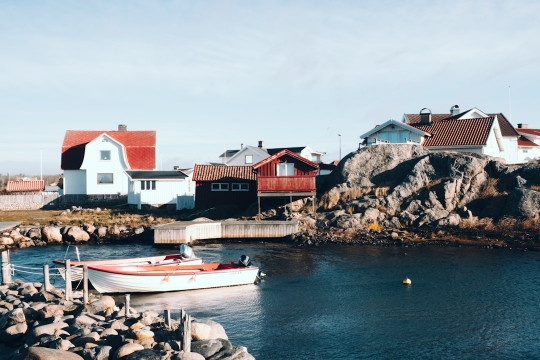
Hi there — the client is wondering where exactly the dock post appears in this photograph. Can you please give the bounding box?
[83,265,89,304]
[179,308,192,352]
[257,196,261,221]
[43,264,50,291]
[1,250,11,285]
[312,194,316,214]
[164,309,171,329]
[124,294,131,317]
[65,259,72,301]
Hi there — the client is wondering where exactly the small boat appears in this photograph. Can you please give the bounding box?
[53,245,202,282]
[87,256,261,294]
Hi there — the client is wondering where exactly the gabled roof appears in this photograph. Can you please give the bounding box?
[6,180,45,192]
[404,108,518,137]
[360,119,430,139]
[192,165,257,182]
[126,170,188,180]
[253,149,319,170]
[225,145,269,164]
[61,130,156,170]
[517,128,540,137]
[412,117,495,147]
[218,150,240,158]
[517,135,539,147]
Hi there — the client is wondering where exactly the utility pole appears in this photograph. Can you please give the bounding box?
[338,134,342,160]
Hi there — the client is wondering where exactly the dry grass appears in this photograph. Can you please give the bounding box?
[319,186,383,211]
[367,223,382,231]
[0,209,177,227]
[460,216,539,231]
[479,178,507,199]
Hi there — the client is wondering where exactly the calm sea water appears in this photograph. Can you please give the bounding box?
[8,242,540,360]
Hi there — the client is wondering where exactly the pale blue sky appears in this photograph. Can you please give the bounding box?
[1,0,540,175]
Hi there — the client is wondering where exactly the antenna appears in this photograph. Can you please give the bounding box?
[508,85,512,123]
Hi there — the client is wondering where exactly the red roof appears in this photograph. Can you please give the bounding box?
[61,130,156,170]
[6,180,45,192]
[517,128,540,137]
[253,149,319,170]
[192,165,257,182]
[405,111,518,137]
[412,117,495,147]
[517,135,538,147]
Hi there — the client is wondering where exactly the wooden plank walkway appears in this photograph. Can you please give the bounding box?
[153,220,298,245]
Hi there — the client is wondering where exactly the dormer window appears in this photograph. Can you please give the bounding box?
[101,150,111,161]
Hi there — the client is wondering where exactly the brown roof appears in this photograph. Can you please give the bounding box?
[6,180,45,192]
[405,111,519,137]
[412,117,495,147]
[192,165,257,182]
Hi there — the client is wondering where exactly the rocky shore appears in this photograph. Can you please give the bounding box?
[0,279,254,360]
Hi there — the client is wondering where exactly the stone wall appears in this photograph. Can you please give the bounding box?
[0,192,60,211]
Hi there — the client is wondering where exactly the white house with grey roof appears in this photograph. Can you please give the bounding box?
[127,170,195,210]
[219,141,325,165]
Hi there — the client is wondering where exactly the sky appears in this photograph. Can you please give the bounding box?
[1,0,540,176]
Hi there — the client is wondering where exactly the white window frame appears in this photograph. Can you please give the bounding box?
[232,183,249,191]
[141,180,156,190]
[245,155,253,164]
[100,150,111,161]
[97,173,114,184]
[276,163,295,176]
[211,183,229,191]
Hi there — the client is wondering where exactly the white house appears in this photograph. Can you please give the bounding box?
[126,170,195,209]
[360,105,522,164]
[61,125,156,195]
[516,123,540,162]
[219,141,325,165]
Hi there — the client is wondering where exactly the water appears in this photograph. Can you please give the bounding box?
[8,243,540,359]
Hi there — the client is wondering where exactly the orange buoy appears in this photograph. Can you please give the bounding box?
[402,277,412,285]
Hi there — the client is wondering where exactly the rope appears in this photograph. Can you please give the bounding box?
[10,267,43,276]
[11,264,43,271]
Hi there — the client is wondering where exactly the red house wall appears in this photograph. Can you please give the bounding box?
[256,154,317,193]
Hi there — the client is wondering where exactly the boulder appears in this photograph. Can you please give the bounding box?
[191,339,223,358]
[191,319,228,341]
[176,352,206,360]
[33,322,69,337]
[39,304,65,320]
[24,347,84,360]
[504,188,540,218]
[115,343,144,358]
[97,227,107,238]
[26,228,42,239]
[123,349,162,360]
[81,345,111,360]
[0,308,27,329]
[0,237,14,246]
[42,226,63,243]
[4,321,28,339]
[66,227,90,243]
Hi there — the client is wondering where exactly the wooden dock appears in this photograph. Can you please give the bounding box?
[153,220,298,245]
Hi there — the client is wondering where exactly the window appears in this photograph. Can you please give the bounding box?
[245,155,253,164]
[141,180,156,190]
[276,163,294,176]
[97,173,113,184]
[232,183,249,191]
[211,183,229,191]
[100,150,111,160]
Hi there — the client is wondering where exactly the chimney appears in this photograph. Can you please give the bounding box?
[450,105,460,116]
[118,124,127,131]
[419,108,432,124]
[258,140,264,148]
[517,123,528,129]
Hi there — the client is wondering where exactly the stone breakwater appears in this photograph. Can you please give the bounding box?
[0,279,255,360]
[0,210,154,251]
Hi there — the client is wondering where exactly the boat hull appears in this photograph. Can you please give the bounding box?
[54,255,202,282]
[87,264,260,294]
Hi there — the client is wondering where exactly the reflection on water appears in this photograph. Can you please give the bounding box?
[8,242,540,360]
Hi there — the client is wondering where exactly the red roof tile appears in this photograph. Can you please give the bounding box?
[517,135,538,147]
[412,117,495,147]
[517,128,540,137]
[6,180,45,192]
[61,130,156,170]
[192,165,257,182]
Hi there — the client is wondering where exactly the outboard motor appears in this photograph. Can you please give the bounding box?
[238,255,252,267]
[180,245,195,259]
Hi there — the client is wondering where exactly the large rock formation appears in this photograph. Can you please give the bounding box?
[317,144,540,231]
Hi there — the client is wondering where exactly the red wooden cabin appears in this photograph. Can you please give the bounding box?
[253,149,319,215]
